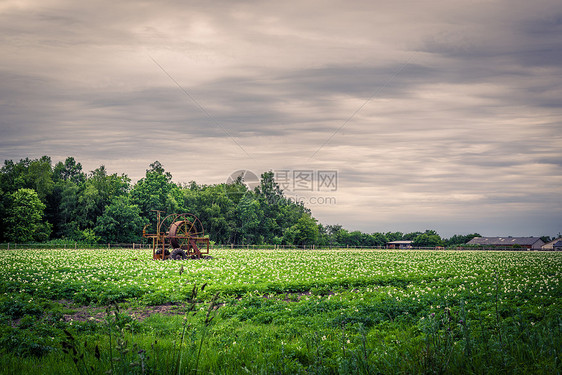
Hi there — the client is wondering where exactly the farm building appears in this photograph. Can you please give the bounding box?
[466,236,545,249]
[542,238,562,250]
[387,240,413,249]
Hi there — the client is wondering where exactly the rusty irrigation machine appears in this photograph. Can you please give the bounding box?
[142,211,210,260]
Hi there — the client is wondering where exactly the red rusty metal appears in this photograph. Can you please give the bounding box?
[142,212,210,260]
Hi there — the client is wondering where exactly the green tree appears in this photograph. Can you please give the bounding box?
[94,196,148,243]
[370,232,388,247]
[446,233,481,247]
[130,161,180,225]
[324,224,343,247]
[188,184,238,244]
[290,215,319,246]
[254,171,287,243]
[76,166,130,230]
[54,181,81,238]
[334,228,350,246]
[255,171,284,204]
[5,188,52,242]
[47,157,86,238]
[53,157,86,185]
[0,156,54,201]
[403,231,423,240]
[316,224,329,247]
[348,231,364,247]
[0,187,6,241]
[236,194,264,244]
[28,156,54,201]
[412,230,443,247]
[385,232,404,242]
[0,157,58,240]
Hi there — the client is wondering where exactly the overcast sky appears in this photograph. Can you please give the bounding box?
[1,0,561,238]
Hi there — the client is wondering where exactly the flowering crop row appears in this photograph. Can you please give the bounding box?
[1,249,560,309]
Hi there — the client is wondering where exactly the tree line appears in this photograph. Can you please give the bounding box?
[0,156,482,247]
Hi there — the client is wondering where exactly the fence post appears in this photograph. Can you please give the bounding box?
[7,243,9,250]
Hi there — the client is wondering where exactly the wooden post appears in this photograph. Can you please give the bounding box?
[7,243,9,250]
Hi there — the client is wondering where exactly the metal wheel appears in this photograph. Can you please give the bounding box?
[170,248,187,260]
[155,249,170,256]
[144,212,209,261]
[165,213,205,249]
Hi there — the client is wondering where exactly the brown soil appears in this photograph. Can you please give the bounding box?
[61,302,190,323]
[59,288,347,323]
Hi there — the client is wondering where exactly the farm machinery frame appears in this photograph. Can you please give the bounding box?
[142,211,210,260]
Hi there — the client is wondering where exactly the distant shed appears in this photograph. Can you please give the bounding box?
[542,238,562,250]
[387,240,413,249]
[466,236,545,249]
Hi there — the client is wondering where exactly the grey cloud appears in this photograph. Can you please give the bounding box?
[1,0,561,236]
[536,157,562,167]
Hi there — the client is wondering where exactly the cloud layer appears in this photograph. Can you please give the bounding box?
[1,0,561,237]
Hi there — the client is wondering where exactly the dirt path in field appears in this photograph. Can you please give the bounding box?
[60,302,192,323]
[59,290,336,323]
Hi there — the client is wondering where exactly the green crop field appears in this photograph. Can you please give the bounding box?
[1,248,560,374]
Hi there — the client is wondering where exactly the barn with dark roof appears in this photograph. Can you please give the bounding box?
[466,236,545,249]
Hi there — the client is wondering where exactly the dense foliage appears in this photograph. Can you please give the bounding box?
[0,156,486,246]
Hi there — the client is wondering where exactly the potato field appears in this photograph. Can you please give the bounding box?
[1,248,560,374]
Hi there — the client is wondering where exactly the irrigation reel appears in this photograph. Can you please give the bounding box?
[143,211,210,260]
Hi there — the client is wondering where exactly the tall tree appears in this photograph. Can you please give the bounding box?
[290,215,319,246]
[412,230,443,247]
[4,188,52,242]
[0,156,54,201]
[370,232,388,247]
[385,232,404,242]
[55,181,81,238]
[53,157,86,185]
[236,194,264,244]
[130,161,180,227]
[76,166,130,230]
[188,184,238,244]
[94,196,148,243]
